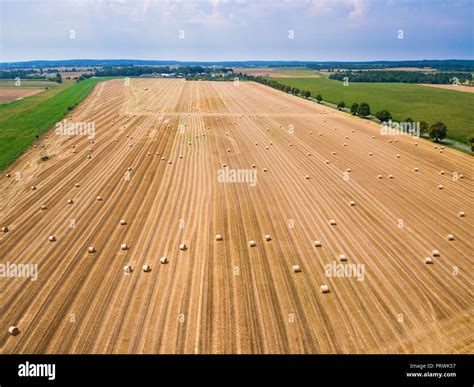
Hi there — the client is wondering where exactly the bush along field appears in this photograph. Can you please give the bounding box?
[0,77,114,171]
[256,76,474,147]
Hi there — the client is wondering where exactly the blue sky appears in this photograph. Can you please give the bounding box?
[0,0,473,62]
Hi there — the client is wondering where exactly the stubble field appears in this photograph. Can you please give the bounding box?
[0,79,472,354]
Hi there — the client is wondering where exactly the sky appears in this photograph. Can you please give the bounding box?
[0,0,473,62]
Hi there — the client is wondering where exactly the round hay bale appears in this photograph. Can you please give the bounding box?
[160,257,169,264]
[346,168,351,172]
[414,167,419,172]
[437,185,443,190]
[168,160,172,165]
[325,160,330,164]
[179,155,183,159]
[88,246,96,253]
[432,250,440,257]
[248,240,256,247]
[121,243,128,250]
[332,151,336,155]
[269,142,273,145]
[396,154,400,158]
[40,205,47,210]
[265,146,269,150]
[2,226,9,233]
[350,200,356,206]
[368,152,373,156]
[314,240,322,247]
[31,185,37,191]
[447,234,454,241]
[377,175,383,179]
[251,164,256,168]
[329,219,337,225]
[96,196,103,201]
[343,143,347,147]
[345,136,349,139]
[227,149,231,153]
[120,219,127,225]
[142,265,151,272]
[161,157,165,161]
[188,142,192,145]
[264,234,272,241]
[293,265,302,273]
[67,199,74,204]
[263,168,268,172]
[8,326,19,336]
[222,163,227,168]
[318,133,322,136]
[48,235,56,242]
[339,254,347,261]
[255,142,258,146]
[320,285,330,293]
[6,173,11,178]
[388,174,394,179]
[459,211,465,217]
[305,175,310,180]
[425,257,433,264]
[372,136,375,139]
[123,265,132,273]
[307,153,311,156]
[216,234,223,241]
[74,183,80,188]
[179,243,187,251]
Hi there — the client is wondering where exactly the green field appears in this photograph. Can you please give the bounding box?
[0,77,113,171]
[274,77,474,144]
[0,79,58,88]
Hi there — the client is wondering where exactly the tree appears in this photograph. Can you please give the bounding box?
[357,102,370,117]
[301,90,307,97]
[428,121,447,142]
[294,88,300,95]
[304,90,311,98]
[375,109,392,123]
[285,85,292,93]
[337,101,345,110]
[468,134,474,151]
[315,94,322,103]
[55,72,62,83]
[350,103,359,115]
[419,121,429,135]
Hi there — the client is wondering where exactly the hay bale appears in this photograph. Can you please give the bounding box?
[2,226,9,233]
[249,240,256,247]
[40,205,47,210]
[432,250,440,257]
[293,265,302,273]
[314,240,322,247]
[96,196,103,201]
[320,285,330,293]
[251,164,256,168]
[142,265,151,272]
[6,173,11,178]
[305,175,310,180]
[74,183,80,188]
[179,243,187,251]
[343,143,347,147]
[414,167,419,172]
[264,234,272,241]
[8,326,19,336]
[216,234,223,241]
[396,154,400,158]
[67,199,74,204]
[227,149,231,153]
[459,211,465,217]
[31,185,37,191]
[447,234,454,241]
[265,146,269,150]
[87,155,92,159]
[325,160,330,164]
[160,257,169,264]
[339,254,347,261]
[345,136,349,139]
[318,133,322,136]
[332,151,336,155]
[127,167,132,171]
[123,265,132,273]
[88,246,96,253]
[372,136,375,139]
[346,168,351,172]
[329,219,337,225]
[168,160,172,165]
[121,243,128,250]
[48,235,56,242]
[437,185,443,190]
[368,152,373,156]
[377,175,383,179]
[120,219,127,225]
[307,153,311,156]
[350,200,356,206]
[263,168,268,172]
[425,257,433,264]
[161,157,165,161]
[388,174,394,179]
[179,155,183,159]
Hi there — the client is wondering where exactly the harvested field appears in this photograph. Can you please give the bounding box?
[0,88,45,103]
[419,84,474,93]
[0,78,472,354]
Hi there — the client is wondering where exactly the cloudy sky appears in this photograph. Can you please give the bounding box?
[0,0,473,62]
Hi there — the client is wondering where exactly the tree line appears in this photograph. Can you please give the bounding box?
[329,70,472,84]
